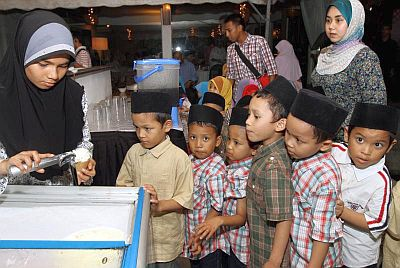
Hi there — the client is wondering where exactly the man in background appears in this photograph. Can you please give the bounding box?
[173,51,198,91]
[224,13,277,100]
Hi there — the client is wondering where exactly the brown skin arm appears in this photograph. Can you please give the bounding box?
[195,198,247,240]
[143,184,184,216]
[336,199,369,231]
[263,220,292,267]
[308,240,330,268]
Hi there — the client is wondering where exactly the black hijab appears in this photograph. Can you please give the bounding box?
[0,10,84,179]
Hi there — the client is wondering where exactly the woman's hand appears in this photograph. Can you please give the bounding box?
[76,158,96,185]
[0,151,54,176]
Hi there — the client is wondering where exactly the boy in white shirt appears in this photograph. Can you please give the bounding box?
[332,102,398,268]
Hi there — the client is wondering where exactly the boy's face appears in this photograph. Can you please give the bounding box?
[285,114,331,160]
[345,127,396,169]
[246,97,284,145]
[188,123,221,159]
[132,113,171,149]
[226,125,255,162]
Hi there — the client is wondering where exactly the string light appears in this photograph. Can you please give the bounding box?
[87,7,96,25]
[126,27,133,41]
[239,3,250,23]
[210,24,223,38]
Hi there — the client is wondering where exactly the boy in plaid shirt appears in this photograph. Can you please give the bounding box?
[183,104,228,267]
[245,76,297,268]
[195,107,257,267]
[284,89,347,267]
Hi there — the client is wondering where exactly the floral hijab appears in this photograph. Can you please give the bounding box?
[315,0,367,75]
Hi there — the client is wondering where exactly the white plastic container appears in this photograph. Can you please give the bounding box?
[133,59,180,90]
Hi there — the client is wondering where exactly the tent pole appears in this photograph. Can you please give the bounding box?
[265,0,271,46]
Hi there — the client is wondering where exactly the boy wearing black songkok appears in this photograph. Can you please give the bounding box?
[332,103,398,267]
[285,89,348,267]
[246,75,297,268]
[116,91,193,267]
[183,104,229,267]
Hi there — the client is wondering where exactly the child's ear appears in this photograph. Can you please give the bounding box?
[216,135,222,147]
[319,139,333,152]
[275,118,287,132]
[386,138,397,154]
[343,127,349,143]
[163,119,172,133]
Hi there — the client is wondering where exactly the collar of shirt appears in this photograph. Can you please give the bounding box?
[138,136,171,158]
[236,33,253,47]
[292,151,332,170]
[227,156,252,170]
[190,152,219,169]
[332,142,386,181]
[253,137,285,163]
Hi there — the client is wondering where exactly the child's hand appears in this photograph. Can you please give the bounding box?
[336,199,345,218]
[143,184,159,212]
[195,217,223,240]
[188,233,202,255]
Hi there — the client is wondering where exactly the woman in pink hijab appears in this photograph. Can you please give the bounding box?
[275,40,302,90]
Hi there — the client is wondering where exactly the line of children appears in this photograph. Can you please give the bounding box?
[117,76,400,267]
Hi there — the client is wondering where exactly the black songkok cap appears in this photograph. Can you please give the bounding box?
[188,105,224,135]
[131,91,172,114]
[350,103,399,134]
[202,92,225,110]
[229,107,248,127]
[236,95,252,108]
[290,89,348,135]
[263,75,297,116]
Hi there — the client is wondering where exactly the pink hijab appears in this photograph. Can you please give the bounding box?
[275,40,302,83]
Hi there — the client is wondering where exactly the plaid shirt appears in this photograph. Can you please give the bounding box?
[226,33,277,99]
[290,152,343,268]
[223,156,252,265]
[184,152,229,259]
[246,138,293,268]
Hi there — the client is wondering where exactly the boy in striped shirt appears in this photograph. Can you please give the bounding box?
[285,89,347,267]
[332,103,398,268]
[183,104,228,267]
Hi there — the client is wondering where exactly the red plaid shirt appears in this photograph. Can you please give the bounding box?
[183,152,229,259]
[226,33,277,98]
[290,152,343,268]
[223,157,252,265]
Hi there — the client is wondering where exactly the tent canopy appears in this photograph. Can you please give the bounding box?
[0,0,266,11]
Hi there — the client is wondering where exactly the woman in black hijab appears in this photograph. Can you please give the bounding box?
[0,10,96,189]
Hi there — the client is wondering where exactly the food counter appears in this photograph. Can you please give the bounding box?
[69,66,113,105]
